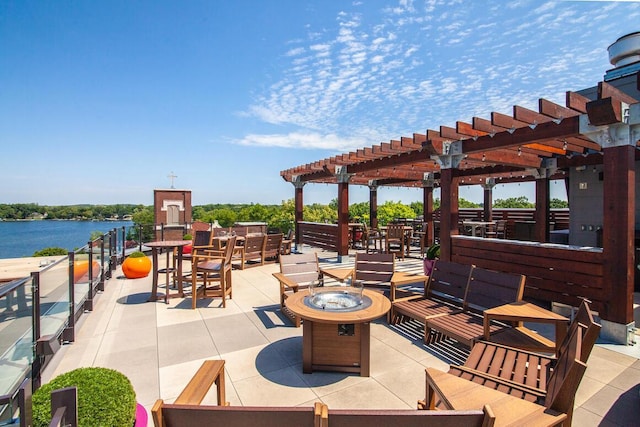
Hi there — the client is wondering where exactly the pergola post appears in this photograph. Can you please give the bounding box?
[580,102,638,343]
[368,180,378,229]
[532,159,556,243]
[292,176,305,252]
[480,178,495,222]
[433,142,464,261]
[422,173,435,246]
[335,166,351,262]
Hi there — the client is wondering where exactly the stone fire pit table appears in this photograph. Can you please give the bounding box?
[285,288,391,377]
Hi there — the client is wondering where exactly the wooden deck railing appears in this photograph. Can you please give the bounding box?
[298,222,339,252]
[451,236,605,315]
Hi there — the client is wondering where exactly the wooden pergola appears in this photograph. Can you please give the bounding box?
[280,76,640,344]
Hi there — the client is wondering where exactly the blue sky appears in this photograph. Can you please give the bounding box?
[1,1,639,207]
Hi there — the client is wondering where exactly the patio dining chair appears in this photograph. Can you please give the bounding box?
[385,224,406,260]
[191,236,236,309]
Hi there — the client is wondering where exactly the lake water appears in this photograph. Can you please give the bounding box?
[0,220,134,259]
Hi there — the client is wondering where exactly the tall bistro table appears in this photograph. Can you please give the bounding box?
[146,240,191,304]
[285,289,391,377]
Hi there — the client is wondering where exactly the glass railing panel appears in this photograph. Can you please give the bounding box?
[72,253,94,313]
[0,278,33,397]
[38,259,69,338]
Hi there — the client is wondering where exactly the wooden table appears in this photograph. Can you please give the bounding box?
[147,240,190,304]
[320,267,354,283]
[484,301,569,356]
[462,221,495,237]
[285,289,391,376]
[425,367,566,426]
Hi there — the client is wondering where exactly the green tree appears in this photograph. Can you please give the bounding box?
[377,201,416,225]
[493,196,534,208]
[550,198,569,209]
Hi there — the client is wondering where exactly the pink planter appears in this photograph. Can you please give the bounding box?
[135,403,148,427]
[423,259,436,276]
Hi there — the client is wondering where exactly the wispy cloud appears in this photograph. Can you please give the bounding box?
[242,0,639,152]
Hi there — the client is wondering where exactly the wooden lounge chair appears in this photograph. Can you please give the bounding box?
[191,236,236,309]
[390,260,473,328]
[281,229,294,255]
[423,311,590,426]
[425,267,525,347]
[447,299,600,425]
[273,252,323,327]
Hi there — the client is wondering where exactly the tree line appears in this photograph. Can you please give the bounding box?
[1,197,568,232]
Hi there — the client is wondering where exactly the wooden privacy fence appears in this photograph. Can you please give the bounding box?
[451,236,605,316]
[298,222,339,252]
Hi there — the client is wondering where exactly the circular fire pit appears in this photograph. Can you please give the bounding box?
[285,289,391,377]
[304,290,372,312]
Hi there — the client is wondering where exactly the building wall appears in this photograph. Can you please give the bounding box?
[153,189,192,240]
[569,161,640,247]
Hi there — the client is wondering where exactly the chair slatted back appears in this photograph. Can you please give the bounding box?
[558,299,601,364]
[354,253,395,285]
[427,261,473,305]
[386,224,404,240]
[193,230,212,247]
[279,253,320,285]
[544,323,587,414]
[464,267,524,313]
[243,235,266,256]
[264,234,283,257]
[327,407,493,427]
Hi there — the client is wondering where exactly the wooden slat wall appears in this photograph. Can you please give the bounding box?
[299,222,339,252]
[451,236,605,314]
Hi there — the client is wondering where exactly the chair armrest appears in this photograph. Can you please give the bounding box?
[272,272,300,291]
[173,360,228,406]
[390,272,428,301]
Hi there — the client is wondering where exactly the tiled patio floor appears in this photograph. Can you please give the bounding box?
[42,249,640,426]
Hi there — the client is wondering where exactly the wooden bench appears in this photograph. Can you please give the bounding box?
[390,261,473,334]
[152,359,495,427]
[425,267,525,347]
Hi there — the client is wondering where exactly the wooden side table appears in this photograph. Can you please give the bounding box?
[484,301,569,356]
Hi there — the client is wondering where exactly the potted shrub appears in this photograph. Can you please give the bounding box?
[122,251,151,279]
[31,367,144,427]
[423,243,440,276]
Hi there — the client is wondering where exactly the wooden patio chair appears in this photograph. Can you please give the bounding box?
[281,229,294,255]
[233,234,266,269]
[361,223,381,253]
[484,220,506,239]
[447,299,600,426]
[389,260,473,326]
[429,308,593,426]
[424,267,525,347]
[273,252,323,327]
[264,233,283,263]
[191,236,236,309]
[385,224,406,260]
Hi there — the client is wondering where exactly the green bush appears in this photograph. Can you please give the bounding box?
[32,367,136,427]
[33,247,68,257]
[182,234,192,240]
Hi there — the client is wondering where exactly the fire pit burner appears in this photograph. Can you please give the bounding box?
[304,290,372,312]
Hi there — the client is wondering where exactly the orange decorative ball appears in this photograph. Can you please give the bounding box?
[73,259,100,283]
[122,253,151,279]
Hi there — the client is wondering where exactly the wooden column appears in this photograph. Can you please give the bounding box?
[602,144,634,325]
[293,179,304,249]
[423,186,434,246]
[481,178,495,222]
[439,169,459,262]
[336,167,351,261]
[422,173,435,246]
[533,178,550,243]
[368,182,378,229]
